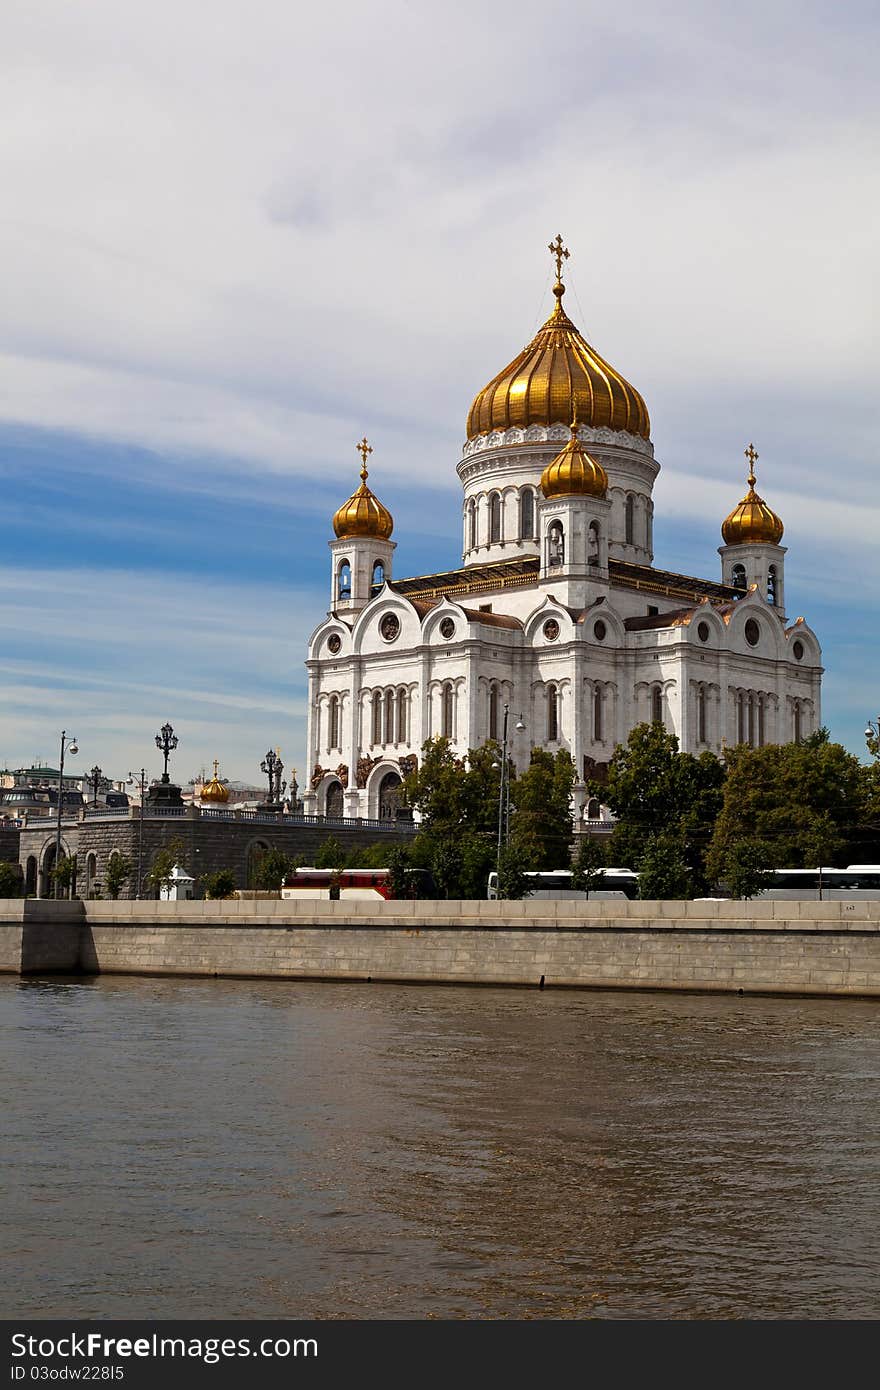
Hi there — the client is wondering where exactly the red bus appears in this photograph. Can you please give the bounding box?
[280,867,431,900]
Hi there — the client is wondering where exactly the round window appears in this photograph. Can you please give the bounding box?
[439,617,455,639]
[380,613,400,642]
[543,618,560,642]
[697,621,710,643]
[593,620,606,642]
[745,618,760,647]
[327,633,342,655]
[792,639,804,661]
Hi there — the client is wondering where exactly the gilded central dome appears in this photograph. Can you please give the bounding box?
[467,242,650,441]
[201,759,230,804]
[333,438,394,541]
[541,419,608,499]
[721,445,784,546]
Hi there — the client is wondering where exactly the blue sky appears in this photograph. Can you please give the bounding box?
[1,0,878,784]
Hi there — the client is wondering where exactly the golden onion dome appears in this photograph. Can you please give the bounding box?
[200,759,230,804]
[721,444,784,546]
[466,236,650,442]
[540,417,608,499]
[332,437,394,541]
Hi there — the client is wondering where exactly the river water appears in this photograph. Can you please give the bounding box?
[3,975,879,1320]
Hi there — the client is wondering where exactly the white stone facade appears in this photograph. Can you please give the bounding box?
[304,380,821,823]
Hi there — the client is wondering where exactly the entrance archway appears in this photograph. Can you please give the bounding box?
[25,856,37,897]
[40,843,58,898]
[325,781,344,819]
[378,772,402,821]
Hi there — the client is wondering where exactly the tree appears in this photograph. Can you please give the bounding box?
[706,732,869,880]
[508,749,576,869]
[345,841,393,869]
[637,832,693,900]
[495,843,531,900]
[51,853,77,897]
[315,835,346,870]
[571,835,607,896]
[717,838,776,900]
[405,737,500,898]
[252,847,297,891]
[202,869,237,900]
[386,845,416,899]
[104,853,133,901]
[0,861,23,898]
[147,837,187,897]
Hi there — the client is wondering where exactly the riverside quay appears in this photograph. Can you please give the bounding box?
[13,804,416,900]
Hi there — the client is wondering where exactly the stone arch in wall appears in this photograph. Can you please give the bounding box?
[377,771,403,821]
[24,855,37,897]
[324,780,345,818]
[246,839,271,889]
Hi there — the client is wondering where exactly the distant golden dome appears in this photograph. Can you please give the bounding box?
[540,419,608,499]
[721,444,784,546]
[333,437,394,541]
[467,237,650,442]
[201,759,229,804]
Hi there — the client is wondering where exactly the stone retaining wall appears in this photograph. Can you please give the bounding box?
[2,899,880,998]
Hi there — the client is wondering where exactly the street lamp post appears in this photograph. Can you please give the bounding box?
[89,765,103,805]
[865,717,880,758]
[260,748,282,806]
[54,730,78,898]
[495,706,525,900]
[128,768,148,900]
[155,723,178,783]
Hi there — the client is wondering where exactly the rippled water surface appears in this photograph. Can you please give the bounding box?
[3,975,879,1319]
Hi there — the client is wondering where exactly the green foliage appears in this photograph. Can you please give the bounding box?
[717,838,776,900]
[0,861,23,898]
[104,852,133,901]
[252,846,297,891]
[495,843,531,900]
[147,837,187,896]
[51,853,77,893]
[405,737,500,898]
[509,748,576,869]
[637,832,693,900]
[571,835,607,896]
[315,835,346,870]
[202,868,237,900]
[706,732,869,880]
[345,841,392,869]
[386,845,415,898]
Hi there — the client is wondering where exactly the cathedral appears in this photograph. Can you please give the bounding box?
[303,239,822,823]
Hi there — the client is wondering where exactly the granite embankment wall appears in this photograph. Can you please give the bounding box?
[3,898,880,998]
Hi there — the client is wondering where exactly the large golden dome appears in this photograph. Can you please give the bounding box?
[333,437,394,541]
[721,444,784,546]
[541,419,608,499]
[200,759,230,804]
[466,237,650,441]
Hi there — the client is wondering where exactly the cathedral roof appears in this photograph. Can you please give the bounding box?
[721,445,784,546]
[200,759,230,804]
[333,438,394,541]
[466,237,650,442]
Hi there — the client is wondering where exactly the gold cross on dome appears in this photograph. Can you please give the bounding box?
[744,442,759,485]
[549,234,570,283]
[212,759,219,779]
[356,437,373,478]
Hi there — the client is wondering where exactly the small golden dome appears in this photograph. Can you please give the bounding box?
[201,759,230,804]
[721,444,784,546]
[332,437,394,541]
[540,417,608,499]
[467,236,650,442]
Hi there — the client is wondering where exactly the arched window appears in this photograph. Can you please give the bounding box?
[588,520,600,565]
[489,684,499,741]
[767,565,777,605]
[86,852,98,898]
[519,488,534,540]
[384,689,395,744]
[442,683,454,739]
[547,520,564,567]
[593,685,603,742]
[625,494,635,545]
[328,695,340,750]
[732,563,747,592]
[794,701,802,743]
[372,691,382,746]
[337,560,351,601]
[586,797,600,821]
[697,685,707,744]
[396,688,408,744]
[547,685,559,742]
[651,685,662,725]
[25,855,37,897]
[371,560,385,597]
[489,492,502,543]
[468,499,477,551]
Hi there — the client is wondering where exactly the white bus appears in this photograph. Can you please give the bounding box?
[487,867,639,900]
[756,866,880,900]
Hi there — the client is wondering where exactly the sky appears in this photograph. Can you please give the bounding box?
[1,0,878,785]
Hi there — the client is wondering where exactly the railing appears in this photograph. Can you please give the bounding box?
[19,805,416,832]
[82,805,130,817]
